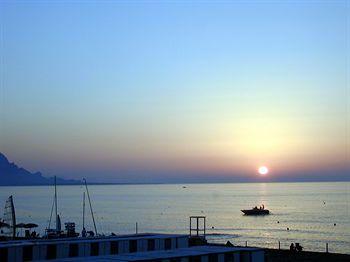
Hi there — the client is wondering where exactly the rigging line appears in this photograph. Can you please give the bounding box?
[84,178,98,235]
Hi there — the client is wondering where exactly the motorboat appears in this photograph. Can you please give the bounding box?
[241,205,269,216]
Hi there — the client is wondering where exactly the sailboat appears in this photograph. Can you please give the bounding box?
[44,177,97,239]
[1,195,16,239]
[45,176,63,238]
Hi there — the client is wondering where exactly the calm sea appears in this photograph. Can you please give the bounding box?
[0,182,349,254]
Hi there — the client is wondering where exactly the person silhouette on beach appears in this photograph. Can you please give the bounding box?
[290,243,295,251]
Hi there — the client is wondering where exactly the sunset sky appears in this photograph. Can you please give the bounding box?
[0,1,349,182]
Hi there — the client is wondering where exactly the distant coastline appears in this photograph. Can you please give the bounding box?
[0,152,81,186]
[0,179,349,187]
[0,152,349,186]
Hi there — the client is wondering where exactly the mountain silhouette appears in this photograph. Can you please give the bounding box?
[0,152,81,186]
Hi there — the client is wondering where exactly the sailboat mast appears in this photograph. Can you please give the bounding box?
[82,192,85,229]
[54,176,58,230]
[84,178,98,235]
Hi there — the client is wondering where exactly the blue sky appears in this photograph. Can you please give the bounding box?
[0,1,349,182]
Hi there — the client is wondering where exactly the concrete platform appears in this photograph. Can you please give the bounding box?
[0,233,189,261]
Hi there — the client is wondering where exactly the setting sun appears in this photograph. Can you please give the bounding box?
[258,166,269,175]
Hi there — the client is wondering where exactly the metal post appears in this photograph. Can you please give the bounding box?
[245,241,247,247]
[190,217,192,236]
[136,222,138,234]
[196,217,199,236]
[278,241,280,250]
[204,217,206,238]
[326,243,328,253]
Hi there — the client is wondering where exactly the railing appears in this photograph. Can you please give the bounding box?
[206,237,337,254]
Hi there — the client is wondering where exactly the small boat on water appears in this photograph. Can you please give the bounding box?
[241,205,270,216]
